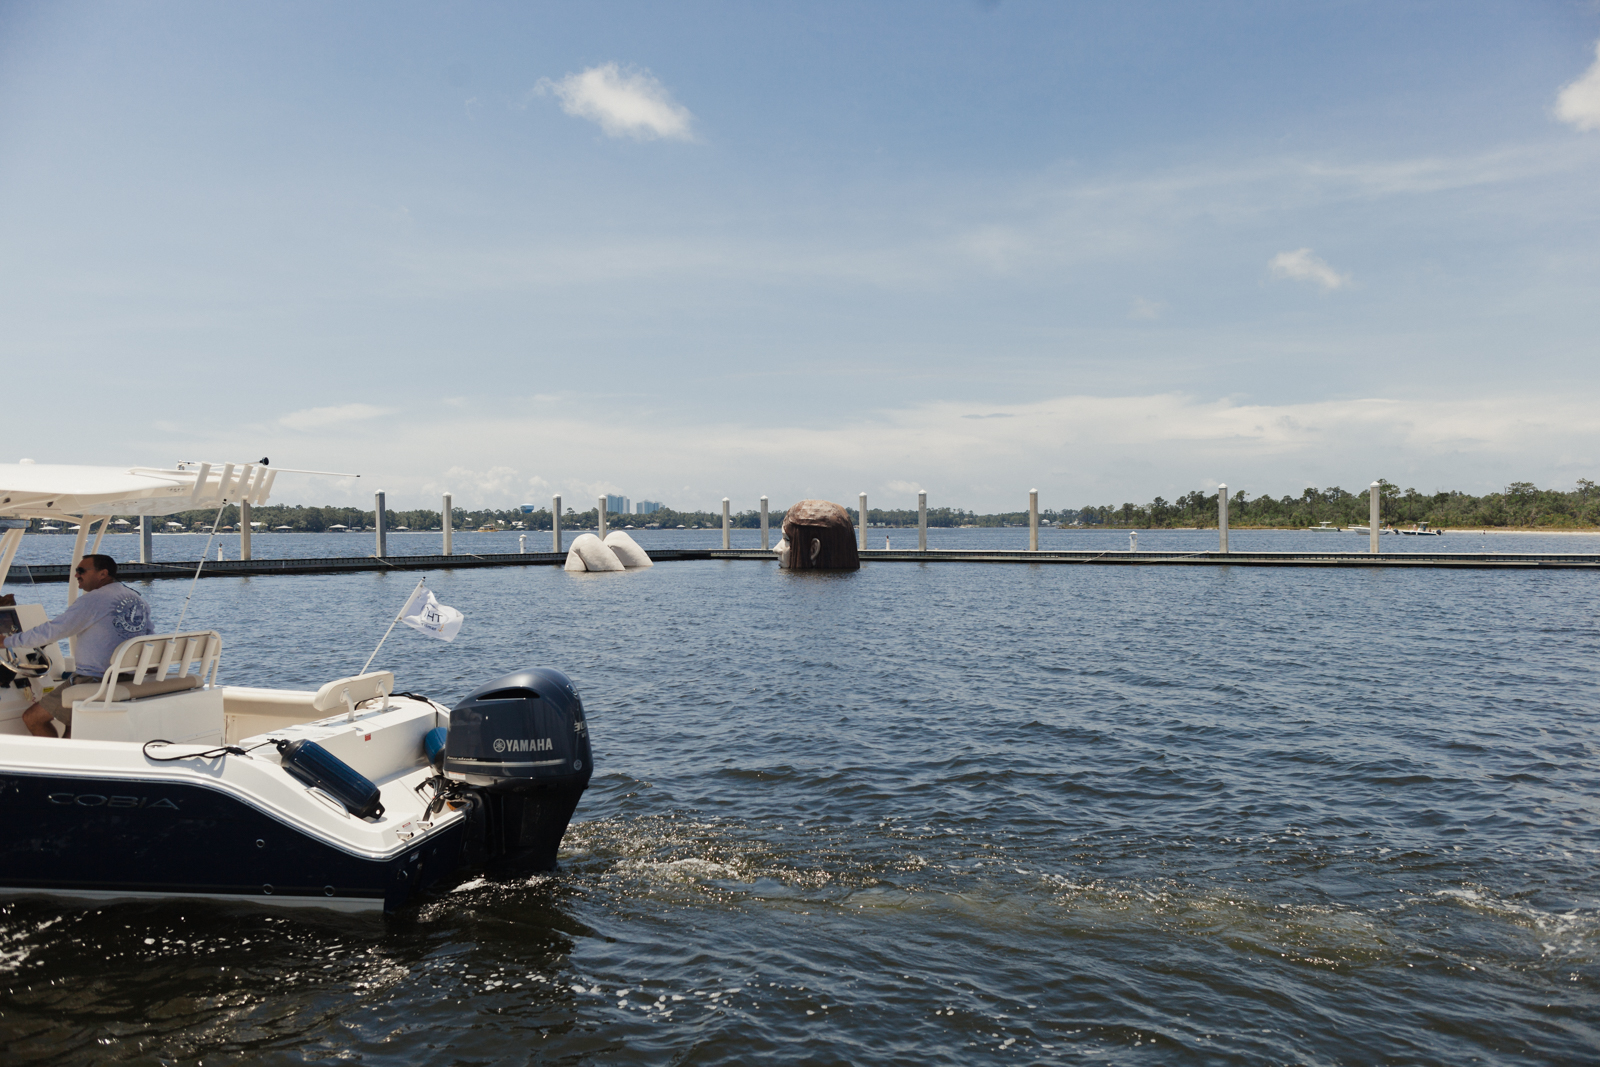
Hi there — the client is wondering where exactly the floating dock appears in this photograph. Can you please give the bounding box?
[5,547,1599,584]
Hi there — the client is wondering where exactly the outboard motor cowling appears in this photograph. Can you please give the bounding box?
[445,668,592,872]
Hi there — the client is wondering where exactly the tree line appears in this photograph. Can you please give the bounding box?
[1067,479,1600,529]
[18,479,1599,532]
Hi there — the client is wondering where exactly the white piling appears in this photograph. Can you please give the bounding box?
[859,492,868,551]
[375,491,387,558]
[1029,488,1039,551]
[918,490,927,551]
[1130,530,1138,552]
[1218,483,1229,553]
[442,493,453,556]
[519,533,527,554]
[552,495,562,553]
[139,515,153,563]
[598,495,607,540]
[1369,482,1380,555]
[240,500,252,560]
[760,495,770,551]
[722,497,731,550]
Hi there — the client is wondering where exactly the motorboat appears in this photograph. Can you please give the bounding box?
[1309,522,1338,531]
[1396,522,1443,536]
[0,461,591,913]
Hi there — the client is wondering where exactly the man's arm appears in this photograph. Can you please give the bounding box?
[1,596,97,650]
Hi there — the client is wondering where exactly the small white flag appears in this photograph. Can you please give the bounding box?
[399,584,464,643]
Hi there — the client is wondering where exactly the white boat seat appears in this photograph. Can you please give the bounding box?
[59,673,201,709]
[311,671,395,715]
[69,629,225,745]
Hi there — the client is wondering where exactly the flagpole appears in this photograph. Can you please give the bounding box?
[361,576,426,676]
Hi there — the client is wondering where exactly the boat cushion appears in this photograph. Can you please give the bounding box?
[59,673,203,708]
[310,671,395,714]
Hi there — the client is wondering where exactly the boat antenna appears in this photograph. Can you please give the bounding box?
[174,501,228,633]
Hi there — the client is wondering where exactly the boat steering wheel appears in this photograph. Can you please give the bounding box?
[0,645,50,678]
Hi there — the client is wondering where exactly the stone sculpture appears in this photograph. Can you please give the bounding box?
[775,499,860,571]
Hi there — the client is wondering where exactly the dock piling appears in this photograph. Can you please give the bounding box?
[760,496,770,551]
[139,515,153,563]
[443,493,453,555]
[859,492,868,551]
[598,496,607,541]
[918,491,927,551]
[240,500,252,560]
[1218,484,1229,553]
[1369,482,1380,554]
[552,495,562,553]
[722,498,731,550]
[1029,489,1039,551]
[375,491,387,558]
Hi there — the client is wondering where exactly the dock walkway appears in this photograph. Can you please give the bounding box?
[5,547,1598,584]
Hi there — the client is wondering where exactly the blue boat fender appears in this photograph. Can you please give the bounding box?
[275,739,385,820]
[424,726,449,771]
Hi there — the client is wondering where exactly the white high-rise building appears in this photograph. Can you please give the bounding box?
[606,494,630,515]
[636,500,665,515]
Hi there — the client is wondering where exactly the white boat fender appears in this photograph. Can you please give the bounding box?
[274,738,386,820]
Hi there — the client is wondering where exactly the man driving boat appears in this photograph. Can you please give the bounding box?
[2,554,154,737]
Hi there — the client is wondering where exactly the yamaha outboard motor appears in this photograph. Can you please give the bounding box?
[445,668,592,872]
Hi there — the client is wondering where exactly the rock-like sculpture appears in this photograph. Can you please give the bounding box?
[564,533,625,572]
[776,499,860,571]
[564,530,653,572]
[603,530,653,568]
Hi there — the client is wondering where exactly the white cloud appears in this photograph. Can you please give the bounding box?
[197,389,1600,513]
[279,403,395,432]
[1268,247,1350,291]
[1556,40,1600,132]
[540,63,694,141]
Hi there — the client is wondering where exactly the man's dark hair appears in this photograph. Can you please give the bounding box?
[84,554,117,579]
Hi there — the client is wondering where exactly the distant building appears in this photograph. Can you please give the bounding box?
[606,494,630,514]
[635,500,665,515]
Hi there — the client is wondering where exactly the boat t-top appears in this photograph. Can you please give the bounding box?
[0,460,591,913]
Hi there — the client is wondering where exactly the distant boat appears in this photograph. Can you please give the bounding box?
[1397,522,1443,536]
[1310,522,1338,531]
[1347,525,1394,535]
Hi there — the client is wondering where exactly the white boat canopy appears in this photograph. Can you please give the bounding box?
[0,461,278,522]
[0,460,355,593]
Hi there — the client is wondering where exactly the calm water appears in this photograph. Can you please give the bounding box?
[2,556,1598,1064]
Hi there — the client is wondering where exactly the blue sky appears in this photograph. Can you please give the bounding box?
[3,1,1598,513]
